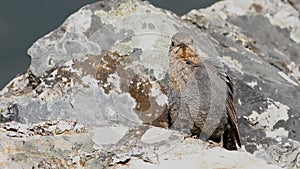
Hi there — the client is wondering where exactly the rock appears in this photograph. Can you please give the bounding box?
[0,0,299,168]
[0,121,281,169]
[183,0,300,168]
[288,0,300,12]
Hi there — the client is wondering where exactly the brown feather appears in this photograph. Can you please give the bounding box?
[225,76,242,147]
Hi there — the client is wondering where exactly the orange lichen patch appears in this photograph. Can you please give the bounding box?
[72,54,102,77]
[137,96,168,127]
[277,60,292,73]
[79,153,97,167]
[6,145,11,154]
[7,71,41,96]
[96,52,121,94]
[116,2,138,17]
[7,82,22,96]
[244,40,258,53]
[249,3,263,13]
[128,75,168,127]
[146,105,169,128]
[109,50,124,58]
[54,66,81,87]
[229,46,238,53]
[116,64,136,93]
[129,75,152,111]
[38,158,66,168]
[54,158,62,166]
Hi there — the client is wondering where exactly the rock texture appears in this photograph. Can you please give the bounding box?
[0,0,299,168]
[0,122,280,169]
[183,0,300,168]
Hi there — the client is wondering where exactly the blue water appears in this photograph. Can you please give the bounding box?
[0,0,218,89]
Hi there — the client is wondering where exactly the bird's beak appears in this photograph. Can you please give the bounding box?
[178,42,187,48]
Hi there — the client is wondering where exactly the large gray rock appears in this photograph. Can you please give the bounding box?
[0,0,215,128]
[183,0,300,168]
[0,121,280,169]
[0,0,299,168]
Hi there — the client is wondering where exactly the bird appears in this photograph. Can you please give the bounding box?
[167,32,241,150]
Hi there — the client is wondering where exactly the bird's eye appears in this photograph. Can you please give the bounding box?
[171,41,175,46]
[186,60,193,65]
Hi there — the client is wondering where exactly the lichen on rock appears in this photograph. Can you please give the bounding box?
[0,0,299,168]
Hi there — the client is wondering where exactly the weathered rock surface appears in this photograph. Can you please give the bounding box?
[183,0,300,168]
[0,0,299,168]
[0,121,281,169]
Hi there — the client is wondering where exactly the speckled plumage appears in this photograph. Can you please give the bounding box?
[168,32,241,150]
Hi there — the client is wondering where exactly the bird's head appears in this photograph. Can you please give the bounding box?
[169,32,201,67]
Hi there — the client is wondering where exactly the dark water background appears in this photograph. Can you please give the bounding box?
[0,0,218,89]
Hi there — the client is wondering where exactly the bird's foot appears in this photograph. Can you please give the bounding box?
[208,140,223,148]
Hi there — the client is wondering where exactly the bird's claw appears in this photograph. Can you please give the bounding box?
[208,140,223,148]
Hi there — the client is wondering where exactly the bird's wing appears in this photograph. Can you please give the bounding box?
[202,56,241,147]
[223,73,242,147]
